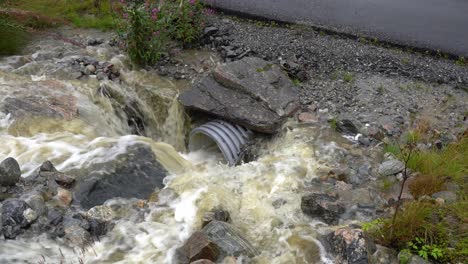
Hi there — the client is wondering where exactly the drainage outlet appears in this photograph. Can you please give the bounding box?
[189,120,253,166]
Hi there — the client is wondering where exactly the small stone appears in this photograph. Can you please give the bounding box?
[53,172,75,188]
[370,245,398,264]
[176,231,220,263]
[378,160,404,176]
[22,208,38,223]
[301,192,345,225]
[203,26,219,37]
[298,112,318,123]
[358,136,371,146]
[1,198,32,239]
[336,119,359,135]
[84,64,96,75]
[64,224,91,247]
[24,194,47,217]
[435,197,445,205]
[431,191,457,204]
[323,227,375,264]
[0,157,21,186]
[190,260,215,264]
[272,198,287,209]
[40,160,57,172]
[96,72,107,81]
[202,208,231,227]
[56,188,72,206]
[406,254,432,264]
[87,205,114,222]
[71,72,82,79]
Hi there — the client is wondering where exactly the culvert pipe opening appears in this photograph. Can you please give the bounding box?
[188,120,253,166]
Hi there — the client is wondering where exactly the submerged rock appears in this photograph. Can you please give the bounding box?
[202,220,258,259]
[1,198,33,239]
[301,192,346,225]
[0,157,21,186]
[73,144,168,209]
[179,57,300,133]
[202,208,231,227]
[176,231,220,263]
[323,226,376,264]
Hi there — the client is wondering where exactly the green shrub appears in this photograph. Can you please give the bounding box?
[0,17,29,56]
[120,0,207,65]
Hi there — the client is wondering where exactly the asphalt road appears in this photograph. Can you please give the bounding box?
[209,0,468,57]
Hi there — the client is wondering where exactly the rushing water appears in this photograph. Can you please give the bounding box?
[0,29,353,263]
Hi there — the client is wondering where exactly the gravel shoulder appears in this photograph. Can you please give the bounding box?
[203,14,468,140]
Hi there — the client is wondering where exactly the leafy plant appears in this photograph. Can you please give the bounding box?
[362,218,383,232]
[407,237,444,261]
[119,0,208,65]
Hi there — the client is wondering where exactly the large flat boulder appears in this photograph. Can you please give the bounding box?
[179,57,300,133]
[72,144,168,209]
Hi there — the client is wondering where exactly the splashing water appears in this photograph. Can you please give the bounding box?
[0,29,340,263]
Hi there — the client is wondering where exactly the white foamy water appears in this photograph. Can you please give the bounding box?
[0,28,340,264]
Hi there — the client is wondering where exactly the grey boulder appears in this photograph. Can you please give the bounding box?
[301,192,346,225]
[323,226,376,264]
[73,144,168,209]
[378,160,404,176]
[0,157,21,186]
[1,198,33,239]
[179,57,300,133]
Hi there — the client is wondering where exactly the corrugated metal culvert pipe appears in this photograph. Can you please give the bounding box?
[188,120,253,166]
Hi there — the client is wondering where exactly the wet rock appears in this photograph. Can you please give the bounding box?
[370,245,398,264]
[40,160,57,172]
[55,188,72,206]
[2,95,78,120]
[323,227,375,264]
[86,206,114,238]
[397,252,431,264]
[336,119,359,135]
[73,144,168,209]
[0,157,21,186]
[23,193,47,218]
[179,57,300,133]
[190,260,215,264]
[358,136,371,146]
[298,112,318,123]
[39,169,75,188]
[202,208,231,227]
[87,205,114,222]
[87,38,104,46]
[202,220,258,258]
[431,191,457,204]
[203,26,219,37]
[84,64,96,75]
[350,163,372,185]
[1,198,33,239]
[63,224,91,247]
[378,160,404,176]
[301,192,345,225]
[176,231,220,263]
